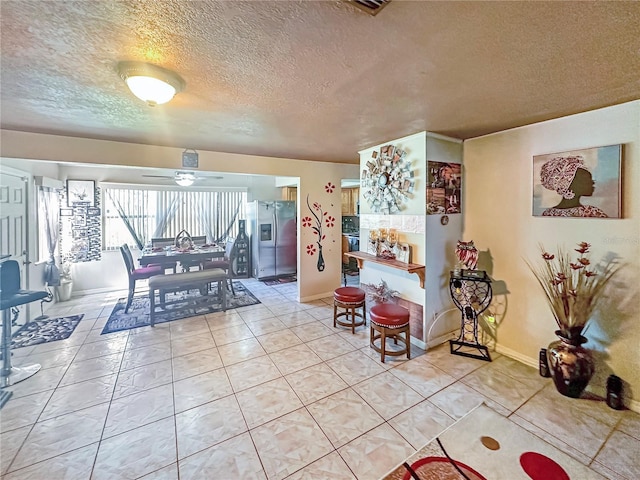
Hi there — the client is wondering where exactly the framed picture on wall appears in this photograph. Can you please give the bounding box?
[72,229,87,240]
[71,215,86,227]
[532,144,622,218]
[426,161,462,215]
[67,180,95,207]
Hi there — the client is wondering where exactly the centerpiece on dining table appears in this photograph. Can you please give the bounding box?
[175,229,194,250]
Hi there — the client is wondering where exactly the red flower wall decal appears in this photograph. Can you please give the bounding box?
[306,244,316,255]
[302,216,312,227]
[325,215,335,228]
[325,182,336,193]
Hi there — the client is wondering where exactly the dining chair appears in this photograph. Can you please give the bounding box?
[201,238,236,296]
[149,238,178,273]
[342,235,353,286]
[120,244,164,313]
[191,236,207,245]
[151,237,175,248]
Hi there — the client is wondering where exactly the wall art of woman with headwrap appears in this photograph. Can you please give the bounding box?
[538,155,607,217]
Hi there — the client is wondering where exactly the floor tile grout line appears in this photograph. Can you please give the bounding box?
[89,330,130,479]
[5,282,634,479]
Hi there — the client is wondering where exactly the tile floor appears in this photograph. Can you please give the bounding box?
[1,278,638,479]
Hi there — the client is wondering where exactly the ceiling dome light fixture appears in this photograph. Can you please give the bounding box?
[174,171,196,187]
[117,61,185,106]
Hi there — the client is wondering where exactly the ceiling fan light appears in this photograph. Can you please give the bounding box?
[117,61,185,106]
[175,172,195,187]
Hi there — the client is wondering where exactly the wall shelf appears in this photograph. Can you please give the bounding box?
[344,251,425,288]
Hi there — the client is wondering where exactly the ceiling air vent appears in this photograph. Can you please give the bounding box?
[346,0,391,16]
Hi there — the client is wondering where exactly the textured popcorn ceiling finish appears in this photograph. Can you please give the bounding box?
[1,1,639,164]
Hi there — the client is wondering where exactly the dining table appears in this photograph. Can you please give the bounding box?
[139,244,225,270]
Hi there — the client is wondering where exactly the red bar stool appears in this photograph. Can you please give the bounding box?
[333,286,366,334]
[370,303,411,363]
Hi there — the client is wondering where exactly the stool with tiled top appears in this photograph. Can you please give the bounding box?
[333,286,366,334]
[369,303,411,363]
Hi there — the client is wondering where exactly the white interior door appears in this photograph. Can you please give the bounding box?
[0,168,30,327]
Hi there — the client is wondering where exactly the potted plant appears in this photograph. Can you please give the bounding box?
[527,241,623,397]
[55,262,73,302]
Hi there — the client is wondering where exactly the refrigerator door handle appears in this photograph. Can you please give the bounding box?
[273,208,278,247]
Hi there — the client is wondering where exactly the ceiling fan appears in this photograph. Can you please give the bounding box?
[141,171,223,186]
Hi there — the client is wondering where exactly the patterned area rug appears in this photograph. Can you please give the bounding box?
[262,275,297,286]
[102,281,260,334]
[10,315,84,349]
[382,403,601,480]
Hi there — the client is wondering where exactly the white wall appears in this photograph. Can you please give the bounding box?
[358,132,427,315]
[424,136,464,345]
[463,100,640,408]
[358,132,464,347]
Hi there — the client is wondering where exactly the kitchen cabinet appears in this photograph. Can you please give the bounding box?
[341,187,360,216]
[281,187,297,202]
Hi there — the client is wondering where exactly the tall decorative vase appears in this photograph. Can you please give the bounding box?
[547,329,594,398]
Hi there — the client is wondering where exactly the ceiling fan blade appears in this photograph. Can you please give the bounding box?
[141,174,174,179]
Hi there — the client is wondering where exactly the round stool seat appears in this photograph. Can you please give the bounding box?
[369,303,411,363]
[370,303,410,327]
[333,287,366,334]
[334,287,366,304]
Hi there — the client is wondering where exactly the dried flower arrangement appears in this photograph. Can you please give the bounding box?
[362,280,400,304]
[526,241,622,338]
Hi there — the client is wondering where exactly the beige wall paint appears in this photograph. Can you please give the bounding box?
[0,130,359,301]
[464,100,640,407]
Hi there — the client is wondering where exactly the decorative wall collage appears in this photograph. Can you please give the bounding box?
[426,161,462,215]
[59,181,102,263]
[361,144,415,214]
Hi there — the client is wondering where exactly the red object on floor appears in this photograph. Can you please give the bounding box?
[520,452,570,480]
[401,457,488,480]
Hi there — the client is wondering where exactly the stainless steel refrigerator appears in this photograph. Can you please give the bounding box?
[247,200,297,280]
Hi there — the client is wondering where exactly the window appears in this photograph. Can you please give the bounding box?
[102,186,247,250]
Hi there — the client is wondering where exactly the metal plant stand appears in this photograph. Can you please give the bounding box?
[449,270,492,361]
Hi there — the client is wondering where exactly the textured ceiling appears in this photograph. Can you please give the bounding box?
[1,1,639,165]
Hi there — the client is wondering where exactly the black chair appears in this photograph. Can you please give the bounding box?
[341,235,359,286]
[120,244,164,313]
[0,260,48,390]
[202,239,236,296]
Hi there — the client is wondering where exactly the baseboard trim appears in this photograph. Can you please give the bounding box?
[300,291,334,303]
[494,344,538,369]
[425,331,456,350]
